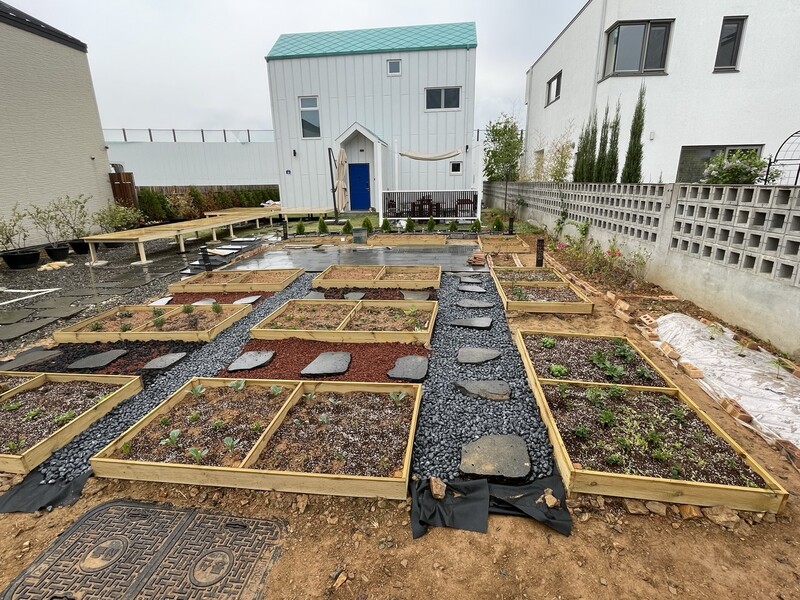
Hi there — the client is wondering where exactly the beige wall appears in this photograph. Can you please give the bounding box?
[0,22,112,247]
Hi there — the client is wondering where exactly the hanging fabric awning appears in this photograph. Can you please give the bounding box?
[399,149,462,161]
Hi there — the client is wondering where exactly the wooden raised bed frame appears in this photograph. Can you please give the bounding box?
[91,378,422,500]
[0,372,142,474]
[251,299,438,344]
[312,265,442,289]
[491,270,594,314]
[478,234,531,254]
[53,304,252,343]
[367,234,446,246]
[168,268,304,293]
[514,330,788,513]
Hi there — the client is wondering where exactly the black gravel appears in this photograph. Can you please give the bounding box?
[412,273,553,482]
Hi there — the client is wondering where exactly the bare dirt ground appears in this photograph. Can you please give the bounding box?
[1,249,799,598]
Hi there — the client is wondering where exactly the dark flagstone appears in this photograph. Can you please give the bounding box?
[457,347,501,364]
[458,285,487,293]
[459,276,482,284]
[228,351,275,372]
[0,350,62,371]
[387,355,429,381]
[456,299,494,309]
[343,292,365,300]
[300,352,351,376]
[233,295,262,304]
[67,349,128,370]
[0,318,58,341]
[401,290,429,301]
[460,434,532,482]
[304,291,326,299]
[447,317,492,329]
[0,309,34,325]
[36,306,86,319]
[454,380,511,401]
[142,352,187,371]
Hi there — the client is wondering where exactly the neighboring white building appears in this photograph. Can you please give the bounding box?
[522,0,800,183]
[0,1,112,245]
[266,22,480,221]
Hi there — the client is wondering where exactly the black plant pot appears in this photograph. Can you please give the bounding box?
[44,244,70,261]
[68,239,90,255]
[1,249,41,270]
[103,242,124,248]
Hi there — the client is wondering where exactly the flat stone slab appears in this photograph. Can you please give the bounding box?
[61,288,107,297]
[448,317,493,330]
[460,434,531,481]
[149,296,173,306]
[387,355,429,381]
[36,306,86,319]
[228,350,275,372]
[76,295,114,305]
[457,347,502,364]
[455,380,511,401]
[192,298,217,305]
[142,352,187,371]
[459,276,482,284]
[300,352,351,376]
[401,290,429,301]
[456,299,494,309]
[27,297,78,310]
[285,243,321,249]
[0,309,34,324]
[304,291,326,299]
[458,285,487,293]
[1,350,62,371]
[67,349,128,370]
[233,295,262,304]
[343,292,365,300]
[0,318,58,341]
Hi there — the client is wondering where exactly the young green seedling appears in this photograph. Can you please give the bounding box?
[187,447,208,464]
[270,385,283,396]
[187,411,201,424]
[223,437,240,453]
[90,321,103,331]
[189,383,205,399]
[211,419,225,430]
[182,304,195,315]
[389,391,407,406]
[228,379,246,392]
[152,307,165,318]
[160,429,181,447]
[54,410,76,426]
[540,337,556,349]
[211,301,223,314]
[153,316,166,330]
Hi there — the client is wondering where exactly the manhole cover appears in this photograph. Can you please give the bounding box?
[3,500,285,599]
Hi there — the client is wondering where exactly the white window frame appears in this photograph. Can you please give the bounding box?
[449,161,463,175]
[299,96,320,139]
[425,87,461,111]
[387,59,401,76]
[546,71,561,106]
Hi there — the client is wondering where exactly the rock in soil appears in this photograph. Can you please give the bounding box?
[454,380,511,401]
[300,352,352,376]
[447,317,493,330]
[430,477,447,500]
[387,355,429,382]
[623,499,650,515]
[460,434,531,482]
[457,347,501,364]
[702,505,741,527]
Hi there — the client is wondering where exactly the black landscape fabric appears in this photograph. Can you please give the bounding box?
[0,469,90,513]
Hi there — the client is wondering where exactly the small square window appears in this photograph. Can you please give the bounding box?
[450,161,463,175]
[546,71,561,106]
[387,59,401,76]
[425,87,461,110]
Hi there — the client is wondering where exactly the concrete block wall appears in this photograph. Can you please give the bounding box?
[484,181,800,356]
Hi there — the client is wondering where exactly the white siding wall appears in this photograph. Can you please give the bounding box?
[0,23,112,246]
[106,141,280,187]
[268,46,477,210]
[524,0,800,182]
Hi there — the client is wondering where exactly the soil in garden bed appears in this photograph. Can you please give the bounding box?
[0,375,34,393]
[236,270,298,284]
[168,292,272,305]
[252,390,414,477]
[138,306,241,332]
[76,309,154,333]
[544,384,767,488]
[119,383,295,468]
[0,381,118,453]
[222,339,428,382]
[346,305,432,332]
[494,269,561,282]
[321,266,382,281]
[320,287,438,301]
[380,268,439,281]
[264,302,356,330]
[183,272,245,286]
[490,253,519,267]
[503,285,583,303]
[523,334,668,387]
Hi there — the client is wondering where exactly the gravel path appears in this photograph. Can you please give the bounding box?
[412,273,553,481]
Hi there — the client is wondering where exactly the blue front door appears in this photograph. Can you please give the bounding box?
[348,163,370,210]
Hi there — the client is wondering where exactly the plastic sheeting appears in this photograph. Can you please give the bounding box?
[654,313,800,448]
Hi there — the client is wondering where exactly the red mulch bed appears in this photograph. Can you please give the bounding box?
[319,287,438,300]
[168,292,273,305]
[218,338,429,382]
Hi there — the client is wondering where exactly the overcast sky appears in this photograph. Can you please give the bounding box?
[13,0,585,132]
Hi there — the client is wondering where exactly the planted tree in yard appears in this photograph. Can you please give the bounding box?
[317,216,329,234]
[362,217,374,234]
[602,102,622,183]
[294,221,305,235]
[381,219,392,232]
[426,216,436,232]
[585,111,598,182]
[593,104,610,183]
[544,125,574,183]
[492,215,504,232]
[405,218,416,233]
[470,218,482,233]
[483,112,524,214]
[341,220,353,235]
[448,220,459,232]
[621,84,646,184]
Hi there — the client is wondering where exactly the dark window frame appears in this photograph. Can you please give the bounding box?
[425,87,461,111]
[714,16,747,72]
[546,71,562,106]
[602,20,673,79]
[299,96,320,139]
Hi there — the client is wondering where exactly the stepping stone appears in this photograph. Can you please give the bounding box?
[67,349,128,370]
[0,318,58,341]
[344,292,365,300]
[37,306,85,319]
[458,285,487,293]
[62,288,106,297]
[460,434,531,482]
[28,297,78,310]
[448,317,493,330]
[149,296,173,306]
[228,350,275,372]
[0,309,34,325]
[304,291,326,299]
[387,355,429,382]
[457,347,501,364]
[460,276,482,284]
[76,295,114,305]
[0,350,62,371]
[300,352,351,376]
[192,298,217,305]
[401,290,429,301]
[233,295,262,304]
[455,380,511,401]
[456,299,494,309]
[142,352,187,371]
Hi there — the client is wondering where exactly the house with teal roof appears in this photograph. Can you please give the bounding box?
[266,22,480,222]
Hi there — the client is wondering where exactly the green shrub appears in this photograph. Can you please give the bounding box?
[470,219,482,233]
[702,150,780,185]
[187,187,206,214]
[405,218,416,232]
[295,221,305,235]
[426,216,436,232]
[93,203,144,232]
[137,189,170,222]
[362,217,374,234]
[492,216,505,232]
[381,219,392,232]
[317,216,329,234]
[342,220,353,234]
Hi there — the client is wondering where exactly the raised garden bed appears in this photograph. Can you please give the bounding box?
[367,234,446,246]
[0,372,141,474]
[168,269,304,293]
[513,331,788,513]
[313,265,441,289]
[0,373,36,395]
[492,274,593,315]
[54,304,251,343]
[478,235,530,254]
[321,288,438,301]
[492,267,565,284]
[91,379,422,499]
[251,300,437,344]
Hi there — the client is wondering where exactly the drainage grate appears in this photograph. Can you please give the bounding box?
[3,500,285,599]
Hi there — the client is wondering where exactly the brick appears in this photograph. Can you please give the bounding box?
[793,368,800,380]
[615,308,634,323]
[659,295,679,301]
[720,397,752,423]
[774,439,800,465]
[635,324,659,341]
[659,341,680,360]
[614,299,631,313]
[679,361,703,379]
[606,291,617,304]
[639,313,657,327]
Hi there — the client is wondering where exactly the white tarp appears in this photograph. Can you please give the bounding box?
[654,313,800,448]
[399,149,461,161]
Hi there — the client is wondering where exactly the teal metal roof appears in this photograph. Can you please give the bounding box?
[267,22,476,61]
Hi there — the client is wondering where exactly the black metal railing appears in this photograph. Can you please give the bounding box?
[382,190,478,220]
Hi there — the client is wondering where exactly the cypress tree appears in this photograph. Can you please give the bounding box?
[585,110,598,182]
[603,101,622,183]
[594,104,610,183]
[572,122,588,182]
[621,85,646,184]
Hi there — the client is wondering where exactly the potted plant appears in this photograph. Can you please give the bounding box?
[27,202,70,261]
[93,202,144,246]
[0,204,41,269]
[53,194,92,254]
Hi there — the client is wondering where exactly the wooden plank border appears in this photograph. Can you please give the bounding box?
[168,269,304,293]
[367,234,446,246]
[53,306,182,343]
[312,265,442,290]
[490,266,569,287]
[478,234,531,254]
[491,271,594,314]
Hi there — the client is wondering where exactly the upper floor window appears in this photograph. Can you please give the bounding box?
[604,21,671,76]
[426,87,460,110]
[387,59,401,76]
[449,161,462,175]
[715,17,746,71]
[546,71,562,106]
[299,96,320,138]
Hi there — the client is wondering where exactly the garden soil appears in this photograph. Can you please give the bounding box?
[0,295,798,598]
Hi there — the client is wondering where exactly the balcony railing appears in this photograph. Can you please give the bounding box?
[103,128,275,143]
[382,190,479,220]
